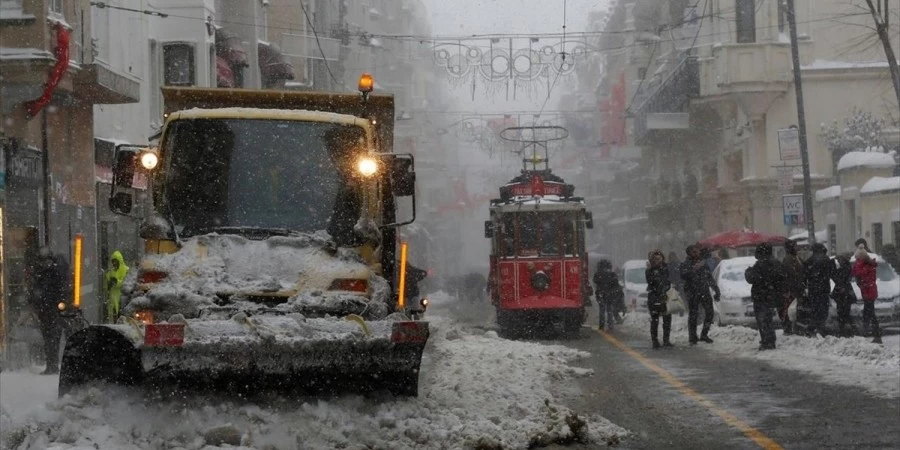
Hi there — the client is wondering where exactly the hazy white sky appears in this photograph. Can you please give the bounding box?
[422,0,609,36]
[421,0,611,112]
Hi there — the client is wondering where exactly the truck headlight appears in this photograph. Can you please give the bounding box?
[357,157,378,177]
[140,151,159,170]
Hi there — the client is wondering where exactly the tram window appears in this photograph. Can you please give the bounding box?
[541,215,561,256]
[500,215,515,256]
[563,217,576,256]
[518,213,540,256]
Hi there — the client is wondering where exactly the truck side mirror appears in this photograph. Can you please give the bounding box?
[109,192,133,214]
[585,211,594,229]
[109,145,141,215]
[390,155,415,197]
[484,221,494,238]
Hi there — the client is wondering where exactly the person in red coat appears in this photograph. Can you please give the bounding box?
[852,239,882,344]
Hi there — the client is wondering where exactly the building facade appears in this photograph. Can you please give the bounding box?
[1,0,140,362]
[593,0,900,263]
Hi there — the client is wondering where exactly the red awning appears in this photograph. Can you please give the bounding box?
[258,42,295,87]
[216,55,235,88]
[698,231,788,249]
[215,28,248,68]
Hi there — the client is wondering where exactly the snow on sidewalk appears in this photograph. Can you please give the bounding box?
[1,316,627,450]
[622,312,900,399]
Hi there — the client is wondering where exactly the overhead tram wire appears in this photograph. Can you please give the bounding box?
[538,0,569,117]
[299,1,340,86]
[91,4,871,63]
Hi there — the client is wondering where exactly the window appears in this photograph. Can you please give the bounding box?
[735,0,756,43]
[893,221,900,248]
[872,223,883,253]
[49,0,62,14]
[163,43,196,86]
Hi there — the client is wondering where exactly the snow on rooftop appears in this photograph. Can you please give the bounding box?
[801,59,890,70]
[837,151,896,172]
[815,185,841,202]
[861,176,900,195]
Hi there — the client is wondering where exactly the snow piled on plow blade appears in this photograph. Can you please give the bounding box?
[3,317,628,449]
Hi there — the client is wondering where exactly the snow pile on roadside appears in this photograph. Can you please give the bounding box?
[623,312,900,398]
[2,318,627,450]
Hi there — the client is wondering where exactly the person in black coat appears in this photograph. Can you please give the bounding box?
[680,244,721,344]
[593,259,623,331]
[745,243,786,350]
[667,251,683,295]
[28,247,71,374]
[646,250,673,348]
[830,253,857,337]
[803,243,833,336]
[781,240,805,335]
[404,263,428,302]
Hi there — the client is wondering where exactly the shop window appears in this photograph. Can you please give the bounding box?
[163,43,196,86]
[735,0,756,43]
[872,223,883,253]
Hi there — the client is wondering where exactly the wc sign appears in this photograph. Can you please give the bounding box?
[782,194,806,225]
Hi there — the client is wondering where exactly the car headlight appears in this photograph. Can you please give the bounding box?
[531,271,550,291]
[356,157,378,177]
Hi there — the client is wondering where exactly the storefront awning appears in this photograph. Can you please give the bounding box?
[258,42,295,88]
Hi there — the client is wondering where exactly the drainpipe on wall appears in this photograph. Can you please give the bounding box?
[41,110,50,247]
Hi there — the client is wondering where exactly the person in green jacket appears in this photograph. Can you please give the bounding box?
[104,251,129,323]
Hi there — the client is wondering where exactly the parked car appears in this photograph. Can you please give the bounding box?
[622,260,649,312]
[712,257,756,326]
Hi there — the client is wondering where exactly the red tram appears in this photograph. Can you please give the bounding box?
[484,168,593,337]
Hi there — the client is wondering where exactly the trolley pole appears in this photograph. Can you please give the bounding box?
[786,0,816,243]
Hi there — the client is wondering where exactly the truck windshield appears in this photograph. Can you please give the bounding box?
[162,118,367,244]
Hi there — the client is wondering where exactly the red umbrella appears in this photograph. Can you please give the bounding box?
[698,230,788,249]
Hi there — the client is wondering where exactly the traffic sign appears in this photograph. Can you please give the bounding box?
[782,194,805,225]
[778,127,801,161]
[777,167,794,192]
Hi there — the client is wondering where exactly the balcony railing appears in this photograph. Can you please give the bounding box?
[633,56,699,144]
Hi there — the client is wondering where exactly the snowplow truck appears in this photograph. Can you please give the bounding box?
[58,80,429,397]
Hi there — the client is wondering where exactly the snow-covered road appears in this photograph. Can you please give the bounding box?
[0,293,627,450]
[621,312,900,398]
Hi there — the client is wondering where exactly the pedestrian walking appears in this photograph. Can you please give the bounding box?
[28,247,71,374]
[803,243,833,337]
[104,250,129,323]
[852,239,882,344]
[646,250,673,349]
[830,253,857,337]
[781,240,805,335]
[593,260,622,331]
[745,243,786,350]
[680,244,721,345]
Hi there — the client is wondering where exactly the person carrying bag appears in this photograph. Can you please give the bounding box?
[646,250,674,349]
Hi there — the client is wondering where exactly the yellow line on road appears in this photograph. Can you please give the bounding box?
[594,329,784,450]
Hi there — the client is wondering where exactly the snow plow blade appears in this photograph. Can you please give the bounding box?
[59,318,429,398]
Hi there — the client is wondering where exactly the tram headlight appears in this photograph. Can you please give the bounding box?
[531,271,550,292]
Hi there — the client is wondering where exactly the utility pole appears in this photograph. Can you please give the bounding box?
[786,0,816,243]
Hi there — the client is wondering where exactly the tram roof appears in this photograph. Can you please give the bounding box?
[490,196,586,212]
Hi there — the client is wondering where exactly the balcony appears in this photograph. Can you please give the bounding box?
[74,62,140,104]
[633,56,699,145]
[697,41,808,114]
